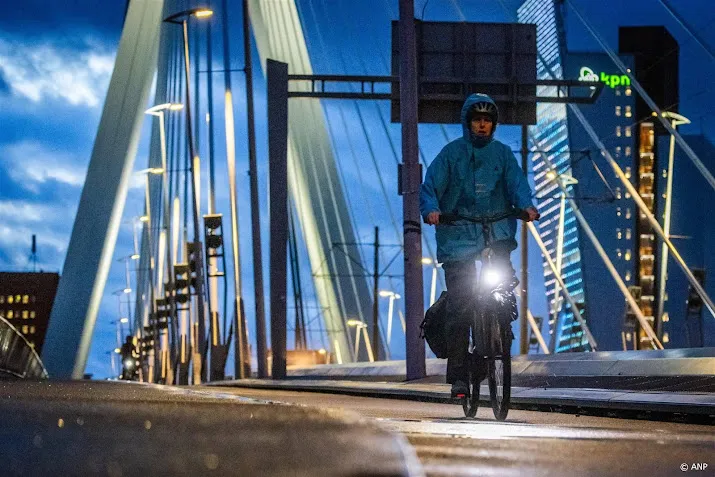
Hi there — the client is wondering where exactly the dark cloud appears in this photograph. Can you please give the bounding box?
[0,0,126,42]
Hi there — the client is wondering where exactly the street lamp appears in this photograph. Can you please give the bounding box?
[379,290,402,355]
[421,257,442,306]
[163,7,213,380]
[656,111,691,331]
[347,319,374,362]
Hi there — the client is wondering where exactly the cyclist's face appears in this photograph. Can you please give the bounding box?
[470,114,494,137]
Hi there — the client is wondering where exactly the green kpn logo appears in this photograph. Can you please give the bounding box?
[579,66,631,89]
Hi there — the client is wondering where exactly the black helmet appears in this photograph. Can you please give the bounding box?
[466,99,498,125]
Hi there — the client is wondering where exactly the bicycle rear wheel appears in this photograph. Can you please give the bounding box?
[488,351,511,421]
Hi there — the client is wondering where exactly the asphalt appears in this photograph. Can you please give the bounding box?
[211,378,715,421]
[198,386,715,477]
[0,380,423,477]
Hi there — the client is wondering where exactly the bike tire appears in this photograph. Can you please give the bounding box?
[461,366,481,418]
[488,351,511,421]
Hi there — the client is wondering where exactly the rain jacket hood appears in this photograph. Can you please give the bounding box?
[462,93,497,147]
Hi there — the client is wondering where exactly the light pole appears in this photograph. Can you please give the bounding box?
[163,7,213,381]
[347,319,374,362]
[379,290,402,357]
[656,112,690,338]
[421,257,441,306]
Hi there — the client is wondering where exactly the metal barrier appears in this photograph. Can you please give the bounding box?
[0,316,48,379]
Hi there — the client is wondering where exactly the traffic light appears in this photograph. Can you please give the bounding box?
[174,263,191,309]
[203,214,224,254]
[153,298,170,330]
[686,269,706,315]
[186,242,203,292]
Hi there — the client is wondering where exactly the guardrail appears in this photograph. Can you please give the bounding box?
[0,316,48,379]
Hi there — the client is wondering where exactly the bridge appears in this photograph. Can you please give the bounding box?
[2,0,714,474]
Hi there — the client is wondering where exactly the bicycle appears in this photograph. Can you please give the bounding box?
[440,208,536,420]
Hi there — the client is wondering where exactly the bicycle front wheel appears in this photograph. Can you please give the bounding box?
[488,352,511,421]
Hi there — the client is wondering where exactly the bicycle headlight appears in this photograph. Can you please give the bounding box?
[483,268,502,287]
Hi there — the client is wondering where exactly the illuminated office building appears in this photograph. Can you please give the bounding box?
[0,272,59,352]
[518,0,589,352]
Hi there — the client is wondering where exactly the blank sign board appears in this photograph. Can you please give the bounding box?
[392,21,537,125]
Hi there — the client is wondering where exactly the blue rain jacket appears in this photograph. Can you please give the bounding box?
[419,94,535,263]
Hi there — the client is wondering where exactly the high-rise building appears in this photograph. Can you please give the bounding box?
[518,0,589,352]
[564,52,638,351]
[519,2,684,351]
[0,272,59,353]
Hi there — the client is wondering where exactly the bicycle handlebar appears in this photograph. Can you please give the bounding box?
[440,208,538,225]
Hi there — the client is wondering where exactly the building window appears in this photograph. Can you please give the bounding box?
[625,191,632,199]
[615,105,622,116]
[7,311,13,319]
[625,87,632,96]
[22,310,28,319]
[15,295,20,303]
[31,296,36,303]
[7,296,13,304]
[616,126,622,137]
[615,146,622,158]
[616,248,622,259]
[0,296,4,304]
[625,106,632,118]
[615,87,622,96]
[625,127,632,137]
[625,250,632,261]
[626,228,632,240]
[617,207,622,217]
[626,208,632,219]
[625,271,632,281]
[617,228,622,240]
[30,326,35,334]
[625,146,632,157]
[22,295,29,304]
[22,325,28,334]
[625,167,632,179]
[30,311,36,319]
[615,187,622,199]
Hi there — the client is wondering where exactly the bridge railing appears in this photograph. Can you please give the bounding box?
[0,316,48,380]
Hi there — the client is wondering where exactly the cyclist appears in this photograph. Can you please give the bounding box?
[419,93,539,398]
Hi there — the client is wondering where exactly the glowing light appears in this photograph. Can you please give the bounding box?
[421,257,433,265]
[123,288,132,294]
[148,167,164,174]
[318,348,326,355]
[139,215,149,223]
[193,9,213,18]
[120,317,129,324]
[114,348,121,354]
[483,268,502,287]
[347,319,366,328]
[379,290,394,298]
[546,170,557,181]
[131,254,140,260]
[169,103,184,111]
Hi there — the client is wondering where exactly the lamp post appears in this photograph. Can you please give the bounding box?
[379,290,402,357]
[421,257,441,306]
[347,319,374,362]
[163,8,213,381]
[656,112,691,337]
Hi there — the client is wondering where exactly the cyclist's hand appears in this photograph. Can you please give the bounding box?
[524,207,540,222]
[425,211,441,225]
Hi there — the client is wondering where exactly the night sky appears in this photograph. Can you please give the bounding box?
[1,0,714,378]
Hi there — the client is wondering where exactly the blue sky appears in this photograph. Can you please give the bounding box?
[1,0,714,378]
